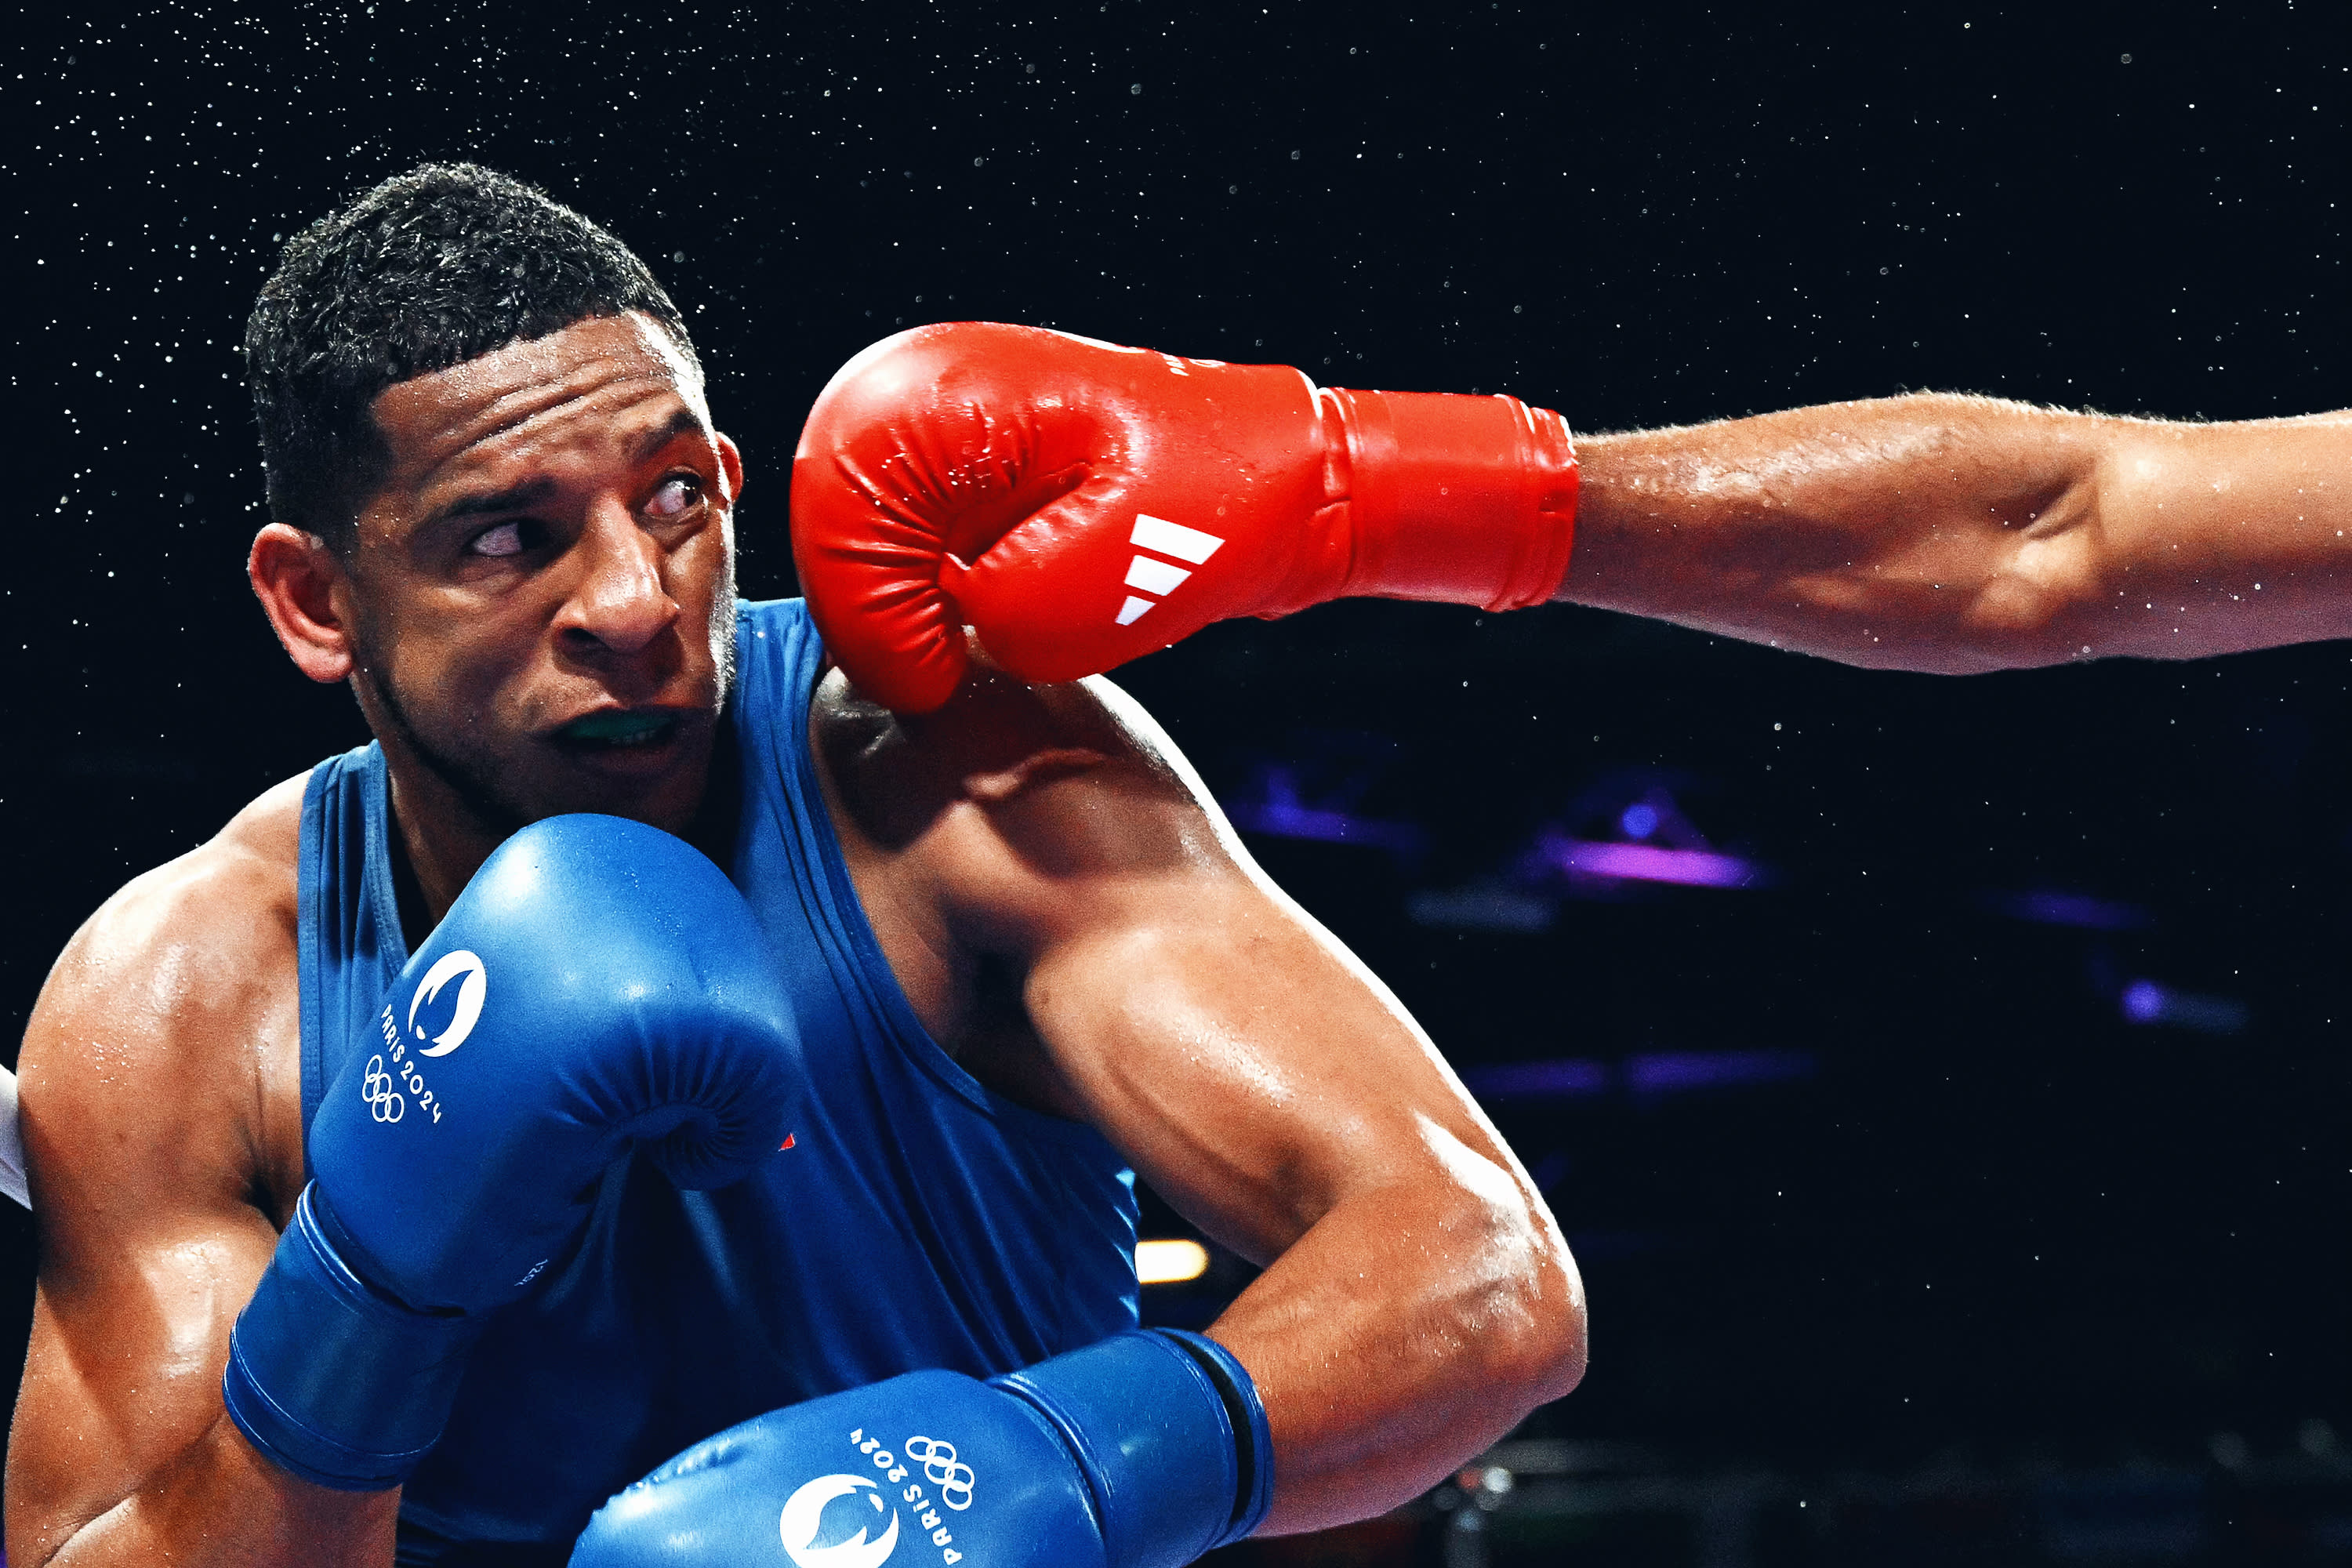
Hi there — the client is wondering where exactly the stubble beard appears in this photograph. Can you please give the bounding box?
[364,661,536,840]
[355,565,740,842]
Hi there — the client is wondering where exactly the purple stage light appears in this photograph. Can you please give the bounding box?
[1463,1050,1816,1102]
[1465,1059,1613,1098]
[2118,980,2248,1034]
[1546,837,1767,889]
[1525,778,1765,895]
[1221,765,1426,857]
[1625,1049,1817,1095]
[1224,796,1425,851]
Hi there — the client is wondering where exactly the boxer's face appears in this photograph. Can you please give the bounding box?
[342,312,742,835]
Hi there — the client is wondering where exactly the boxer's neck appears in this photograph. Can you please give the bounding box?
[377,745,528,945]
[376,712,738,947]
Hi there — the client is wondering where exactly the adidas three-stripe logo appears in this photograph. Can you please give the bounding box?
[1116,514,1226,626]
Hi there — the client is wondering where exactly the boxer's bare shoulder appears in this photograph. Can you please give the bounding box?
[807,659,1212,1104]
[7,772,321,1562]
[19,770,310,1237]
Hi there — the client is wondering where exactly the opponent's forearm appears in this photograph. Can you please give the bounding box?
[1562,393,2114,671]
[1208,1171,1584,1535]
[1563,395,2352,669]
[37,1415,396,1568]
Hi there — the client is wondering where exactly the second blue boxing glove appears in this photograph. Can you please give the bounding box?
[571,1329,1274,1568]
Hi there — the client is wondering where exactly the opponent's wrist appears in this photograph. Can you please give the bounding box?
[221,1185,485,1490]
[1316,386,1579,612]
[988,1327,1274,1568]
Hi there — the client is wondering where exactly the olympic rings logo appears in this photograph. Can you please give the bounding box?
[904,1436,975,1512]
[360,1054,405,1123]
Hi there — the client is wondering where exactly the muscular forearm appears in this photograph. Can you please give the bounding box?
[1207,1169,1584,1535]
[1562,395,2352,670]
[1561,394,2112,671]
[31,1416,396,1568]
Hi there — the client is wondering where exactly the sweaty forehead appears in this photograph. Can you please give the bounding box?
[370,312,710,499]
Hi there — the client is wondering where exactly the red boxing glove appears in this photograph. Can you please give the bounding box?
[790,321,1578,713]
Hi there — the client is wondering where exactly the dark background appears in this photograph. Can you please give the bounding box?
[5,2,2351,1561]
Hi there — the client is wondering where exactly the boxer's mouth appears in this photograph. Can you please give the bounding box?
[556,710,682,750]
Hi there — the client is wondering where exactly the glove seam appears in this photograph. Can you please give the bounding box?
[984,1374,1115,1544]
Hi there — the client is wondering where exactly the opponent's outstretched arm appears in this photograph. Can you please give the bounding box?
[1567,397,2352,671]
[789,324,2352,704]
[909,669,1588,1535]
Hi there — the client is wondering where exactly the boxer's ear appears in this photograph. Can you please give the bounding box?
[716,431,746,507]
[249,524,356,684]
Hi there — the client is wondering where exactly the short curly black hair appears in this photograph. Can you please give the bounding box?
[245,163,699,546]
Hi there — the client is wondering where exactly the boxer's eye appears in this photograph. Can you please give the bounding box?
[647,474,702,520]
[466,520,536,558]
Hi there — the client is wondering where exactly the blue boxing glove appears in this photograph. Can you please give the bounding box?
[571,1330,1273,1568]
[223,815,800,1491]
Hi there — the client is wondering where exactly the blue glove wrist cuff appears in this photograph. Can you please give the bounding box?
[1153,1328,1276,1548]
[220,1185,484,1491]
[989,1327,1274,1568]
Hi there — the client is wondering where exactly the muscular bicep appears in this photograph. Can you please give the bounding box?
[5,862,299,1561]
[917,673,1535,1261]
[1023,868,1502,1262]
[11,1206,281,1558]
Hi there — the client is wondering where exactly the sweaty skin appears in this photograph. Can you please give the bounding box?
[812,662,1584,1532]
[5,314,1584,1566]
[1564,395,2352,669]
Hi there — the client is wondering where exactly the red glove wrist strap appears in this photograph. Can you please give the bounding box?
[1319,386,1579,612]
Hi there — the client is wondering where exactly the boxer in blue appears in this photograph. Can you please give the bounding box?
[3,166,1585,1567]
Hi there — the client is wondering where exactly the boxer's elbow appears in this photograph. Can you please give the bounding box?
[1472,1204,1588,1414]
[1526,1249,1591,1406]
[1421,1134,1588,1413]
[1947,447,2126,670]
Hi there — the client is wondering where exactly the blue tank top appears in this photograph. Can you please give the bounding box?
[296,598,1141,1559]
